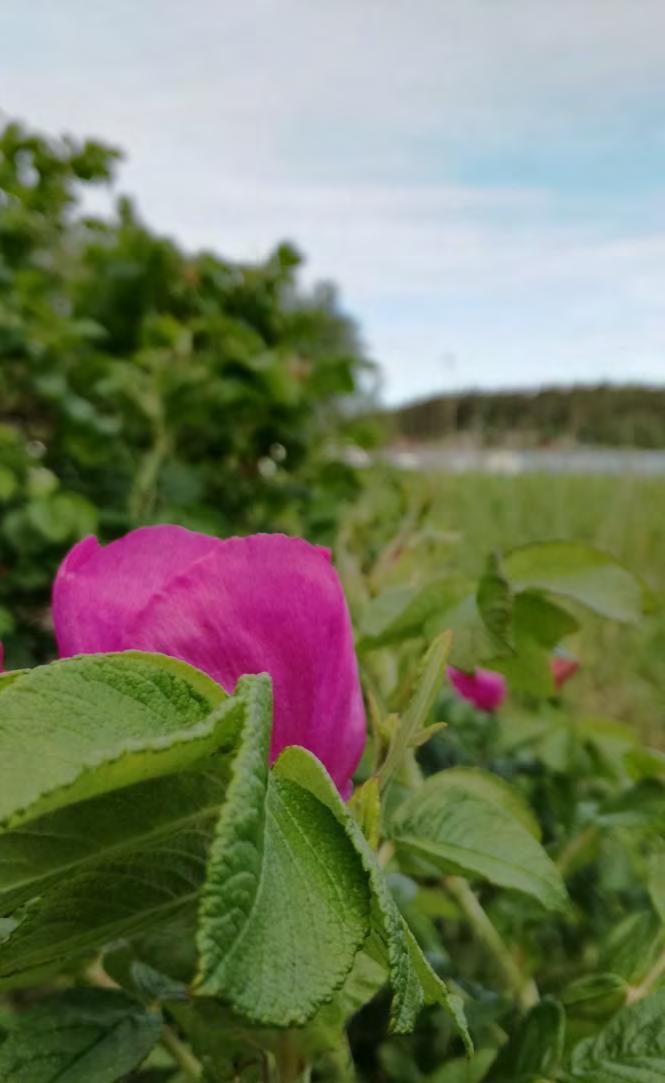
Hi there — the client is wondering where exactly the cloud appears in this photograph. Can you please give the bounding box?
[1,0,663,402]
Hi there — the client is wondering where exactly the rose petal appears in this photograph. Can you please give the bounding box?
[53,528,366,794]
[448,666,507,712]
[53,526,220,656]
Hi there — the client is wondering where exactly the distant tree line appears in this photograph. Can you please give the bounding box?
[389,385,665,449]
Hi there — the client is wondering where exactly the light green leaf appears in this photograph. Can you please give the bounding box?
[430,594,503,672]
[0,988,162,1082]
[421,766,542,839]
[565,987,665,1082]
[512,591,579,647]
[358,579,451,649]
[562,973,628,1020]
[503,541,644,622]
[0,651,229,830]
[391,770,567,911]
[274,746,472,1048]
[195,678,371,1027]
[379,632,452,792]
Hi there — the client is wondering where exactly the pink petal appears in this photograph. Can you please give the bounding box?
[53,528,366,794]
[550,655,579,690]
[448,666,507,712]
[53,526,220,656]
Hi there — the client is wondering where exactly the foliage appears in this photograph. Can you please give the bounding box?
[0,119,377,667]
[389,384,665,448]
[353,468,665,741]
[1,483,665,1079]
[2,116,665,1081]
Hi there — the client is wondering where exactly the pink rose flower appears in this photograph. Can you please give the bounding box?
[53,526,366,796]
[448,666,507,712]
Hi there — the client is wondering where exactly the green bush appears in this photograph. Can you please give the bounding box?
[0,119,378,666]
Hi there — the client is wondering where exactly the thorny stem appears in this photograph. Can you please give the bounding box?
[445,875,539,1012]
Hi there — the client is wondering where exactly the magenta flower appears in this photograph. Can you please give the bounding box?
[53,526,366,796]
[448,666,507,712]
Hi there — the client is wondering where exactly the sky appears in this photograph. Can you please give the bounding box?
[1,0,664,404]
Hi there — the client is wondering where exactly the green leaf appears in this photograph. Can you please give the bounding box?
[358,579,451,649]
[0,651,228,830]
[489,591,580,697]
[195,678,371,1027]
[0,653,251,984]
[598,781,665,832]
[648,852,665,925]
[417,766,543,839]
[0,768,228,982]
[391,769,567,911]
[503,541,644,622]
[0,988,162,1082]
[428,1047,496,1083]
[562,973,628,1020]
[600,911,665,985]
[272,746,471,1048]
[512,591,579,648]
[431,594,504,672]
[565,987,665,1082]
[493,998,566,1082]
[378,632,452,792]
[476,551,513,651]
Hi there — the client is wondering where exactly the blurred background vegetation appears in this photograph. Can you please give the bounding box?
[0,120,380,667]
[1,116,664,746]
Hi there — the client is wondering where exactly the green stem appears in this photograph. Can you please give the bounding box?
[556,824,600,876]
[626,945,665,1005]
[161,1024,203,1079]
[274,1032,310,1082]
[445,875,539,1012]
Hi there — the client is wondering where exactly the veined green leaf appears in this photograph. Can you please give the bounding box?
[0,651,230,831]
[0,988,162,1082]
[0,770,228,982]
[195,679,371,1027]
[565,987,665,1082]
[273,747,471,1048]
[391,770,567,911]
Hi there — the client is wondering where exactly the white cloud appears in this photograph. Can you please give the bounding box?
[1,0,664,402]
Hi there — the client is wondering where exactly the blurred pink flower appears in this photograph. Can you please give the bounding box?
[53,526,366,796]
[550,655,579,690]
[448,666,507,712]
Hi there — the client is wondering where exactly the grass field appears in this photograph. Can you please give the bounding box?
[357,469,665,742]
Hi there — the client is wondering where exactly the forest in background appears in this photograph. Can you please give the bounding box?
[389,384,665,448]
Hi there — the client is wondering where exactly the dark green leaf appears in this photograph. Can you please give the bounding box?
[565,987,665,1082]
[0,988,162,1082]
[493,998,565,1081]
